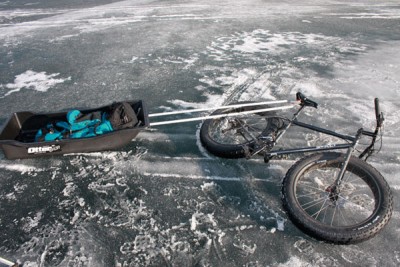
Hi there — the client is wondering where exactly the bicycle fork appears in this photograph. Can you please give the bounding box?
[328,128,363,201]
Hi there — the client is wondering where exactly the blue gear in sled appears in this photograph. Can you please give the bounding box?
[35,110,114,142]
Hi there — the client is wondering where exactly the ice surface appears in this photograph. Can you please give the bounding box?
[0,0,400,266]
[0,70,70,98]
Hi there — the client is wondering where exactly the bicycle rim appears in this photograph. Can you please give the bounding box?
[207,113,268,146]
[294,161,377,228]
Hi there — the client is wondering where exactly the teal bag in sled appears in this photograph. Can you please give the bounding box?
[35,102,138,142]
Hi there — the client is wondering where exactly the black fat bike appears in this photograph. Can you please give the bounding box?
[200,92,393,244]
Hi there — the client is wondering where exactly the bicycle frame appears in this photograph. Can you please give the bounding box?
[262,99,383,164]
[258,97,383,189]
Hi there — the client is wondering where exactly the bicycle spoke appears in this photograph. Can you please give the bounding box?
[298,182,328,194]
[296,191,322,198]
[237,119,259,141]
[337,194,373,208]
[337,205,350,226]
[311,198,329,220]
[300,197,329,211]
[330,204,338,226]
[210,114,268,145]
[342,169,362,184]
[294,161,378,228]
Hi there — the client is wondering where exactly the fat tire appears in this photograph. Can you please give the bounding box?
[200,104,281,158]
[282,152,393,244]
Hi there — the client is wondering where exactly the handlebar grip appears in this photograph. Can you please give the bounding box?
[374,98,384,127]
[374,98,380,120]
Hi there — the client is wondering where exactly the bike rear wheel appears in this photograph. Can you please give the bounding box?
[282,152,393,244]
[200,104,283,158]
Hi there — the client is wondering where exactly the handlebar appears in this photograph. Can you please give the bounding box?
[359,98,384,160]
[296,92,383,129]
[293,92,382,160]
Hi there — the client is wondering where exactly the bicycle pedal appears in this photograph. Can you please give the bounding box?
[264,154,273,163]
[259,135,274,142]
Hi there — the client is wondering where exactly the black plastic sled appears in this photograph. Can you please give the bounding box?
[0,101,149,159]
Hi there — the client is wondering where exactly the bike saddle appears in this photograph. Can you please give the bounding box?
[296,92,318,108]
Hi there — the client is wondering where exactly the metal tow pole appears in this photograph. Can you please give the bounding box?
[148,100,296,126]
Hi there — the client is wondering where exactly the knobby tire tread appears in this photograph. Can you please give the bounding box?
[281,152,393,244]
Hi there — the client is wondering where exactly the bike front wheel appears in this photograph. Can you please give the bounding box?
[282,152,393,244]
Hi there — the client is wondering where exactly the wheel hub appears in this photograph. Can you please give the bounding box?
[325,185,339,203]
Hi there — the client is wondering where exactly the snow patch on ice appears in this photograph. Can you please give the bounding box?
[22,211,43,232]
[190,211,217,231]
[170,29,369,112]
[200,181,218,192]
[1,70,71,98]
[291,81,326,99]
[206,30,341,62]
[0,163,43,174]
[143,172,242,182]
[0,8,65,22]
[4,192,16,200]
[326,9,400,20]
[233,241,257,256]
[276,255,311,267]
[62,182,77,197]
[49,33,80,42]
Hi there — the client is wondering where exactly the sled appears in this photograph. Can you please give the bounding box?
[0,100,149,159]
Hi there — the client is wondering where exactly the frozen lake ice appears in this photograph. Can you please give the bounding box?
[0,0,399,266]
